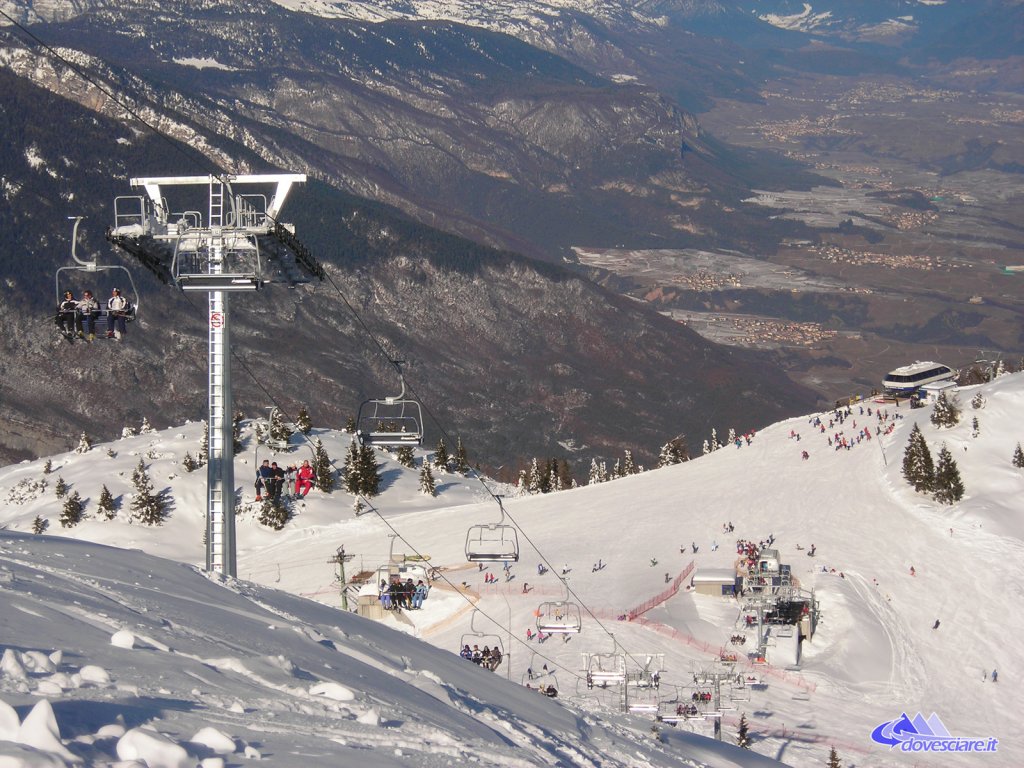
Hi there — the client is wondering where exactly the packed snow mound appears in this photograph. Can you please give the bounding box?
[0,532,771,767]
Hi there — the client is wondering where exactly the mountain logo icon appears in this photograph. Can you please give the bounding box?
[870,712,997,754]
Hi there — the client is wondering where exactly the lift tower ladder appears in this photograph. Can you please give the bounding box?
[107,173,322,577]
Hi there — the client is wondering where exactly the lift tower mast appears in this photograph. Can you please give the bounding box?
[107,174,324,576]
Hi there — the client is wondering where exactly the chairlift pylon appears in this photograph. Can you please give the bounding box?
[465,496,519,563]
[356,362,424,448]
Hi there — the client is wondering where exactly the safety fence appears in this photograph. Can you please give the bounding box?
[624,560,695,620]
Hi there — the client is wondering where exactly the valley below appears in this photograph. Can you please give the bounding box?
[576,64,1024,403]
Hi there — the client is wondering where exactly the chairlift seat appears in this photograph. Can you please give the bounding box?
[465,524,519,563]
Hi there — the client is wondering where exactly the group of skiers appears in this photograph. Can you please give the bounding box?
[380,578,429,610]
[459,643,502,670]
[56,287,133,342]
[255,458,315,502]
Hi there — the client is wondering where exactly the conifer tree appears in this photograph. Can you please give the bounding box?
[599,460,608,482]
[345,416,356,433]
[536,459,552,493]
[32,516,49,534]
[971,392,985,410]
[313,438,334,492]
[971,416,980,438]
[902,424,935,493]
[453,437,470,473]
[121,425,137,439]
[353,497,364,516]
[702,439,711,455]
[588,459,603,484]
[198,421,209,466]
[657,439,688,467]
[611,458,622,479]
[623,450,637,476]
[54,476,68,499]
[182,452,198,472]
[557,459,574,489]
[75,432,91,454]
[232,411,244,455]
[827,746,841,768]
[395,445,415,468]
[930,392,960,428]
[60,491,84,528]
[419,462,436,497]
[343,439,362,494]
[269,408,293,444]
[1013,443,1024,469]
[258,498,290,530]
[129,459,166,525]
[359,444,381,497]
[933,444,965,504]
[140,417,156,434]
[43,459,52,474]
[434,438,450,472]
[728,428,737,446]
[527,458,542,494]
[295,406,312,435]
[548,466,561,492]
[98,485,118,520]
[736,713,750,749]
[516,468,529,495]
[710,428,720,451]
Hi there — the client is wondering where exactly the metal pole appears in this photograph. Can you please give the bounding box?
[503,591,512,682]
[339,546,349,611]
[206,280,236,577]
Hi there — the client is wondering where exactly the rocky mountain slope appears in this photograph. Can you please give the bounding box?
[0,67,816,469]
[0,0,834,467]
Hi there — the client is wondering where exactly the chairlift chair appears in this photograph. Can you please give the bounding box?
[56,217,140,338]
[459,610,505,671]
[536,600,582,635]
[172,229,264,292]
[356,366,424,448]
[465,497,519,563]
[583,652,626,687]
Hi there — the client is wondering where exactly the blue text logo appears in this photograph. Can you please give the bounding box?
[871,712,997,754]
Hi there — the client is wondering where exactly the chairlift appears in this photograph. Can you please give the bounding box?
[459,609,505,672]
[536,588,582,635]
[465,497,519,563]
[55,217,139,339]
[730,687,751,702]
[253,439,313,503]
[356,363,424,448]
[583,652,626,687]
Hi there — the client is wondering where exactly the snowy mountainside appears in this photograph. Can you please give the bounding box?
[2,373,1024,765]
[0,532,778,767]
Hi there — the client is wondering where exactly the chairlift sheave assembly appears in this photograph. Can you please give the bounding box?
[356,363,424,448]
[465,496,519,563]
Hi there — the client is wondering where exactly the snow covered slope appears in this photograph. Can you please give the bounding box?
[2,372,1023,765]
